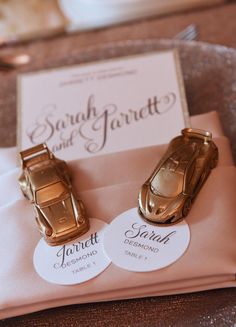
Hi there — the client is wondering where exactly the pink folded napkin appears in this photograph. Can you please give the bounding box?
[0,111,235,319]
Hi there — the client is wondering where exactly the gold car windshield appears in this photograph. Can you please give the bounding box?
[151,168,184,197]
[36,182,68,205]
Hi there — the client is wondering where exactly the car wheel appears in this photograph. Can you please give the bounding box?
[20,188,27,198]
[182,198,192,217]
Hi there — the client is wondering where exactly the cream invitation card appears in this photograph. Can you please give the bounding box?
[18,50,188,160]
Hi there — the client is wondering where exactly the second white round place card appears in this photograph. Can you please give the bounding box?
[103,208,190,272]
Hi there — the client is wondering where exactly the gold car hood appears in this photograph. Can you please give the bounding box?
[139,183,186,223]
[38,196,77,235]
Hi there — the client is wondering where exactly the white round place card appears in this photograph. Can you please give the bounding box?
[103,208,190,272]
[33,218,111,285]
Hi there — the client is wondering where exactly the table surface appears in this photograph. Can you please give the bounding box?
[1,2,236,326]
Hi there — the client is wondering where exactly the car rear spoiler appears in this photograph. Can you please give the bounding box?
[19,143,52,168]
[182,128,212,143]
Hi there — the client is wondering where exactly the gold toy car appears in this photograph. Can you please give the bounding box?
[19,143,89,246]
[138,128,218,225]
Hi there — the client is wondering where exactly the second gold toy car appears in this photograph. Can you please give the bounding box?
[19,143,89,246]
[138,128,218,225]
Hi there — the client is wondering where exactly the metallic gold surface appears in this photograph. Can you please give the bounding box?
[18,143,89,246]
[138,128,218,224]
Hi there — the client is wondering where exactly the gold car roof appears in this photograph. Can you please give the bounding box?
[27,161,61,190]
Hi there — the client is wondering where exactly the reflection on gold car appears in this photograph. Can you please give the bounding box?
[19,144,89,246]
[138,129,218,225]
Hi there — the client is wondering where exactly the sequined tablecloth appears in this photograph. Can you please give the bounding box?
[0,3,236,327]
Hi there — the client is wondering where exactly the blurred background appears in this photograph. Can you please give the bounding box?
[0,0,228,44]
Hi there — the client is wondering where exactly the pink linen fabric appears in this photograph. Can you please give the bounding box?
[0,111,235,319]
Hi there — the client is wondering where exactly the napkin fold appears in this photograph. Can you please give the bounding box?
[0,111,235,319]
[0,168,236,319]
[0,135,232,208]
